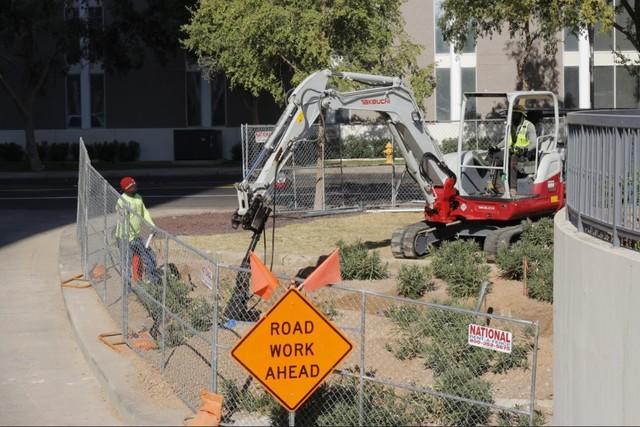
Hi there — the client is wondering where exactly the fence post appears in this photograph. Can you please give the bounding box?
[102,180,108,302]
[161,234,169,372]
[613,131,620,247]
[529,320,540,426]
[83,154,90,278]
[210,257,219,393]
[359,291,366,426]
[121,208,130,340]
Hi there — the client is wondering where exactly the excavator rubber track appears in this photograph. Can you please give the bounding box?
[391,221,437,259]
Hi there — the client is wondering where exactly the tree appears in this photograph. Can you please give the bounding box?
[182,0,435,106]
[611,0,640,73]
[0,0,194,171]
[438,0,613,90]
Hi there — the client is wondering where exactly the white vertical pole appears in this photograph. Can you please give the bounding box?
[450,45,462,120]
[79,4,91,129]
[201,72,212,127]
[578,29,591,109]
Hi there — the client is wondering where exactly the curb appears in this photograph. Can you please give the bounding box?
[58,225,191,426]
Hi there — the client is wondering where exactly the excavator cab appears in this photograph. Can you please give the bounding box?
[449,91,560,200]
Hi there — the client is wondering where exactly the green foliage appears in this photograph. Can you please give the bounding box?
[337,240,389,280]
[432,367,493,426]
[496,405,546,426]
[183,0,435,105]
[318,299,340,321]
[440,137,494,154]
[431,239,490,298]
[496,219,554,303]
[397,264,434,299]
[383,304,420,328]
[135,269,214,348]
[268,368,433,426]
[340,136,389,159]
[220,378,274,419]
[0,143,25,161]
[0,141,141,163]
[491,342,532,374]
[438,0,613,88]
[0,1,192,170]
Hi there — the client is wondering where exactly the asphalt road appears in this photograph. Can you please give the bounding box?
[0,175,240,212]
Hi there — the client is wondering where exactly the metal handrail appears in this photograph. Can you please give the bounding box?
[565,109,640,250]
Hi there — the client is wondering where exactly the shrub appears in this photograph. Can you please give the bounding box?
[0,143,24,161]
[431,239,489,298]
[231,143,242,161]
[440,138,459,154]
[337,240,389,280]
[135,266,214,348]
[268,368,432,426]
[397,264,434,299]
[116,141,140,162]
[341,136,389,159]
[49,142,70,161]
[496,218,554,303]
[496,405,545,426]
[384,303,420,328]
[432,367,493,426]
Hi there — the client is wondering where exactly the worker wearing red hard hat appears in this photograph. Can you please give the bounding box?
[115,176,160,285]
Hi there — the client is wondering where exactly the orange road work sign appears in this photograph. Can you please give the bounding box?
[230,288,353,411]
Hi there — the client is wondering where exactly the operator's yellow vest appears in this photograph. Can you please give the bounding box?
[509,120,532,153]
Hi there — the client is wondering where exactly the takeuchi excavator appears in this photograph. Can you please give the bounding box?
[231,69,564,258]
[226,69,564,320]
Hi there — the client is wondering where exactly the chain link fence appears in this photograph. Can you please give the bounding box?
[77,138,541,425]
[241,119,565,214]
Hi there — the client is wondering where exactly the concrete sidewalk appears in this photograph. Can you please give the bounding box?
[0,212,122,425]
[0,209,191,425]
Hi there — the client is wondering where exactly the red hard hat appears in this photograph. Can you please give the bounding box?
[120,176,136,191]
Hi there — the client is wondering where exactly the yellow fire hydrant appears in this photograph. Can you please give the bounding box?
[384,142,393,164]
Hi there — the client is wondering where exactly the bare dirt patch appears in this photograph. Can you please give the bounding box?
[149,210,553,421]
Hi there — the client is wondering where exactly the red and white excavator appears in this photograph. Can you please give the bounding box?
[226,69,564,320]
[231,69,564,259]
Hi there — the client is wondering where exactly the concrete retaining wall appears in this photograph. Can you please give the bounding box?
[554,208,640,425]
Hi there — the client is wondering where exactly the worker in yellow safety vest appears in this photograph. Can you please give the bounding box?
[487,104,537,196]
[116,176,160,284]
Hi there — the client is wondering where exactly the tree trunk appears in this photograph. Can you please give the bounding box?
[313,125,325,211]
[23,114,43,171]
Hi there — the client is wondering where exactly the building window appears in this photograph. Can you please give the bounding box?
[186,71,202,127]
[434,0,474,54]
[461,67,476,115]
[594,66,614,108]
[436,68,450,121]
[66,75,81,128]
[210,75,226,126]
[564,29,579,52]
[65,2,104,128]
[91,74,105,127]
[615,66,640,108]
[563,66,579,108]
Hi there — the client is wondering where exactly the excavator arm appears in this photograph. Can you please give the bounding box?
[231,69,454,235]
[225,69,457,321]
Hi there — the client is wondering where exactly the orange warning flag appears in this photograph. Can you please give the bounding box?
[301,248,342,292]
[249,251,278,300]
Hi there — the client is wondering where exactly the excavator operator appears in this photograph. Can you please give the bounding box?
[487,104,537,196]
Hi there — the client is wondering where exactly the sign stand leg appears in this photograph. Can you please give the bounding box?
[289,411,295,427]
